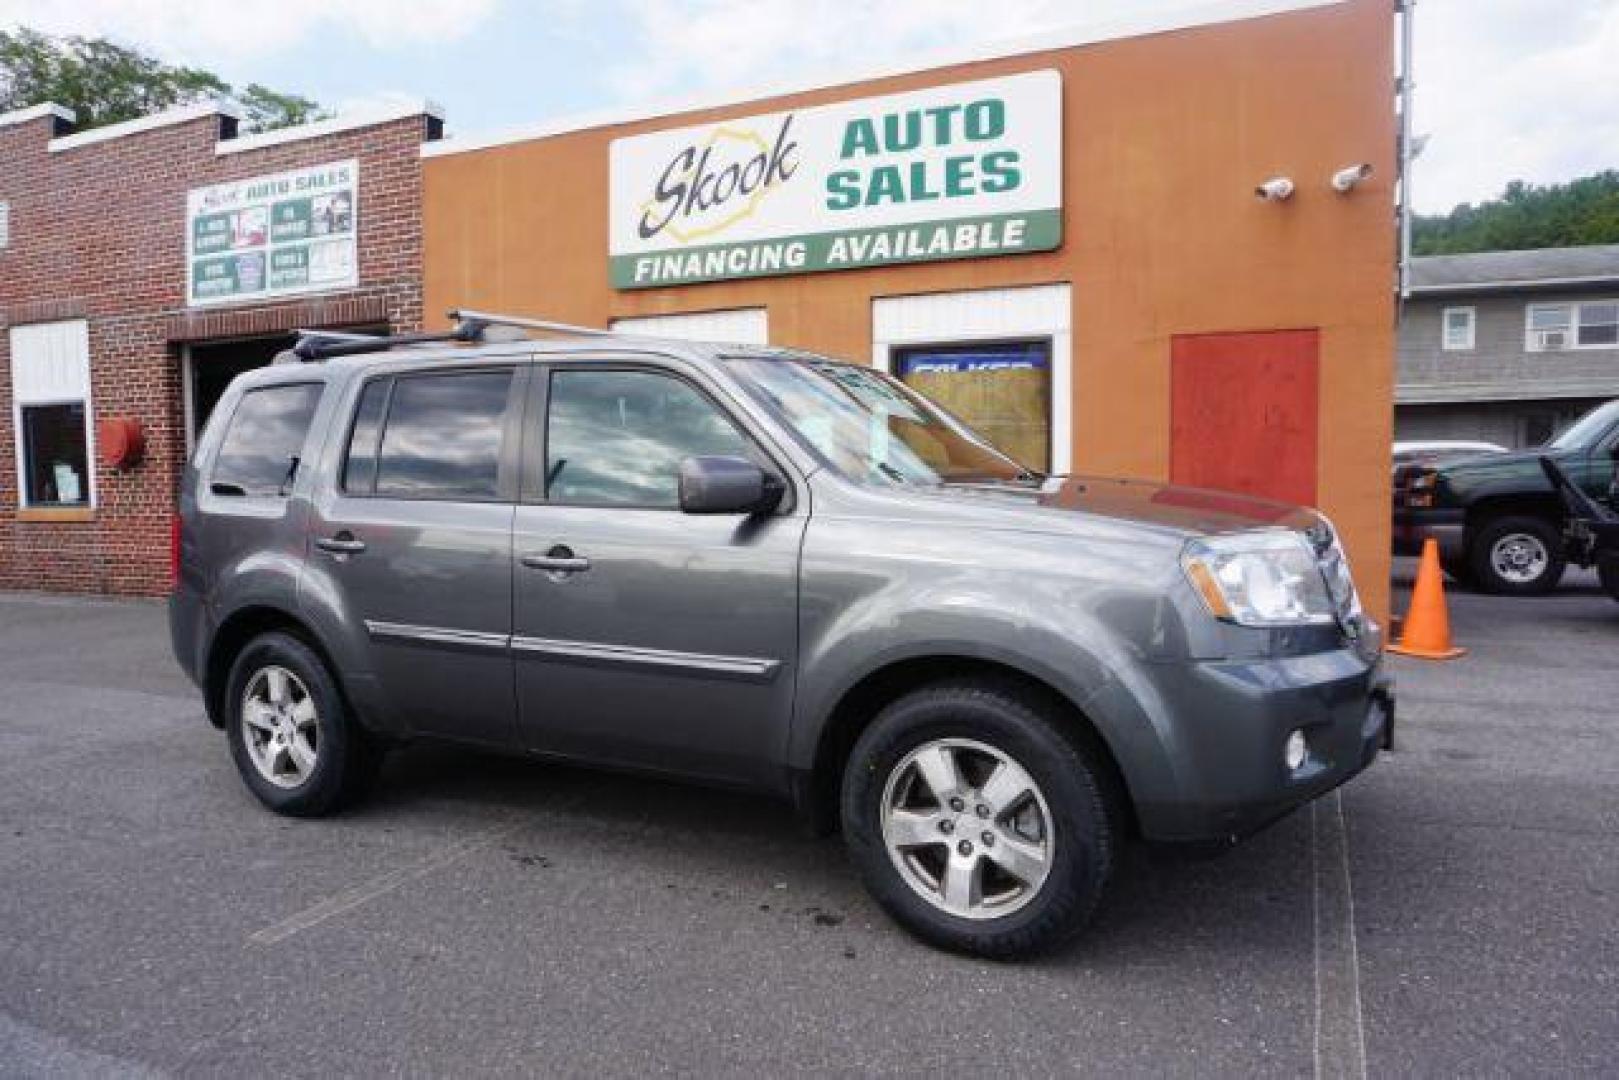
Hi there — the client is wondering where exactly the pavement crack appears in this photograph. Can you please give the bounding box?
[246,823,517,946]
[1312,791,1369,1080]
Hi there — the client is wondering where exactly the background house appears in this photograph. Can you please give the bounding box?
[1397,245,1619,448]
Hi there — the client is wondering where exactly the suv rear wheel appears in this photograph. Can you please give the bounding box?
[1469,515,1566,596]
[841,680,1117,958]
[225,632,382,816]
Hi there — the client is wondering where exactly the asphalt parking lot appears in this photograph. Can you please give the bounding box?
[2,572,1616,1077]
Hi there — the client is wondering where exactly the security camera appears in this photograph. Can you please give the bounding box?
[1331,163,1373,193]
[1255,177,1295,202]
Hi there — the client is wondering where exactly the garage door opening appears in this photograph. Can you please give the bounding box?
[183,327,386,446]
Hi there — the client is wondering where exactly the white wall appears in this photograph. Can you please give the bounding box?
[610,308,769,345]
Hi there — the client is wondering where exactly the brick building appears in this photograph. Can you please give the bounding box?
[0,99,441,595]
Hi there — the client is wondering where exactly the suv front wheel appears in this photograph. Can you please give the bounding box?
[841,681,1117,958]
[1468,515,1566,596]
[225,632,382,816]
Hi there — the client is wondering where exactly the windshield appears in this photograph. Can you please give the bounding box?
[728,355,1034,486]
[1549,399,1619,450]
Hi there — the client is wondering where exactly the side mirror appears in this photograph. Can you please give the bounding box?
[678,456,783,515]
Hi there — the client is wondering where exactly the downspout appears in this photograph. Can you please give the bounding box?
[1396,0,1417,311]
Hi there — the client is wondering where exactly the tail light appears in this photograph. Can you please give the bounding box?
[170,512,182,588]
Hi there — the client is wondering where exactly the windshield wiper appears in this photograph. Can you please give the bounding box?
[873,461,920,486]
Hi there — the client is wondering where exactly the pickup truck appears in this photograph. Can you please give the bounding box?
[1394,398,1619,594]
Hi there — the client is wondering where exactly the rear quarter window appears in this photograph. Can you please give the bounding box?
[211,383,323,497]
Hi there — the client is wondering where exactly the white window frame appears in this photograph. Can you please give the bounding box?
[872,284,1073,474]
[1440,306,1475,351]
[9,319,97,509]
[1526,299,1619,352]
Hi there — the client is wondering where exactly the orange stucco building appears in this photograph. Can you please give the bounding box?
[422,0,1399,621]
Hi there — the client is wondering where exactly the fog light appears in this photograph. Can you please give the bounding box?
[1285,730,1308,772]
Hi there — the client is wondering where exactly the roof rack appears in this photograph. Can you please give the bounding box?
[447,308,616,339]
[289,308,616,361]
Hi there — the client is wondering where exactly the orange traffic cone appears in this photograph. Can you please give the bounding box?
[1388,538,1467,660]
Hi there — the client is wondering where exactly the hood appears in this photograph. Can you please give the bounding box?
[910,474,1326,543]
[1434,446,1567,484]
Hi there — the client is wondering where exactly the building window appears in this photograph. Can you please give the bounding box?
[1441,306,1475,351]
[0,200,10,250]
[1579,301,1619,347]
[1526,300,1619,351]
[892,341,1053,471]
[20,403,89,505]
[873,284,1074,473]
[9,320,95,509]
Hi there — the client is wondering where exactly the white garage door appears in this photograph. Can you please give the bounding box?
[611,308,768,345]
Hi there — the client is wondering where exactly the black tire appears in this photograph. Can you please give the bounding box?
[1600,557,1619,603]
[841,680,1118,958]
[224,631,383,817]
[1468,515,1566,596]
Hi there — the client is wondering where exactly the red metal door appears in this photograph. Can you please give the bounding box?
[1170,329,1320,507]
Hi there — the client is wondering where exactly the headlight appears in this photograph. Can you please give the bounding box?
[1319,531,1364,624]
[1181,531,1336,627]
[1404,469,1438,508]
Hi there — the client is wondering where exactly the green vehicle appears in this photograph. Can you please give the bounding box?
[1394,399,1619,594]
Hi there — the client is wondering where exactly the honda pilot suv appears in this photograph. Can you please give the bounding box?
[171,311,1391,957]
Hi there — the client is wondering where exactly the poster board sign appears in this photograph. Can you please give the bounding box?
[187,160,358,306]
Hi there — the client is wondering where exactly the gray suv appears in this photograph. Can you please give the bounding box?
[170,311,1391,957]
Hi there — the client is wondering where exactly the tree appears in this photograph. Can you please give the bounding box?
[1413,171,1619,255]
[0,27,327,133]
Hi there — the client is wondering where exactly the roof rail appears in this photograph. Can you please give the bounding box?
[292,323,480,361]
[447,308,615,338]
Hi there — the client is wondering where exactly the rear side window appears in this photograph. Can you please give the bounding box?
[212,384,323,497]
[373,371,513,499]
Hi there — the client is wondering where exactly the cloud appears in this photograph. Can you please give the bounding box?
[0,0,500,61]
[600,0,1214,102]
[1411,0,1619,212]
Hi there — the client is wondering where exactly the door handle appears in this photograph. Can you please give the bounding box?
[521,546,590,574]
[316,533,367,555]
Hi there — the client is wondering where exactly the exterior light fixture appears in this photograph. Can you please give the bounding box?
[1255,177,1295,202]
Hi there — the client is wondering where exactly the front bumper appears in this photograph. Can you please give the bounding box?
[1129,647,1393,846]
[1392,507,1465,559]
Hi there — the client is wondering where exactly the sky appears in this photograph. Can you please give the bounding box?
[2,0,1615,215]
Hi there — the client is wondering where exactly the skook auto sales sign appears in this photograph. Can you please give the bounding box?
[609,71,1062,288]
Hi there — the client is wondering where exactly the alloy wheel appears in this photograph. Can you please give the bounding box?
[879,738,1054,920]
[241,665,319,789]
